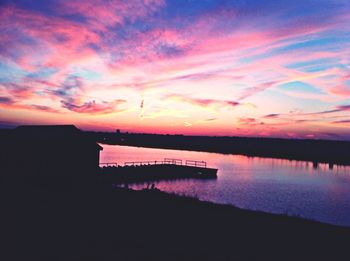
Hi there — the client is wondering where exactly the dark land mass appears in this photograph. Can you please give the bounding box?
[1,126,350,260]
[1,183,350,261]
[87,131,350,165]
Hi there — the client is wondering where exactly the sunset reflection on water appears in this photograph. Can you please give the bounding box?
[101,144,350,226]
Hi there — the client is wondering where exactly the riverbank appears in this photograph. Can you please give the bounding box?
[2,183,349,260]
[87,131,350,165]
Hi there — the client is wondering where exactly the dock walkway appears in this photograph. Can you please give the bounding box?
[99,158,218,183]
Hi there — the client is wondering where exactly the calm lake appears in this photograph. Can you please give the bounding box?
[100,144,350,227]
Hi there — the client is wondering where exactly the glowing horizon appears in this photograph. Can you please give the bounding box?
[0,0,350,139]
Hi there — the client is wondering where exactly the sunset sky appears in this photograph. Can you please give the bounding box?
[0,0,349,139]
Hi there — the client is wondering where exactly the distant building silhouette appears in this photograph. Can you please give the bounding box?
[0,125,102,184]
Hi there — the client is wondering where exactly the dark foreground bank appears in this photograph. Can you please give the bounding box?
[88,131,350,165]
[1,183,349,261]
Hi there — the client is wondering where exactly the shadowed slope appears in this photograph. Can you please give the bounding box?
[1,184,349,261]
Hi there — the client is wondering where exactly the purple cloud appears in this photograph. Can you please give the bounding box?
[0,96,15,105]
[61,99,127,114]
[263,114,280,118]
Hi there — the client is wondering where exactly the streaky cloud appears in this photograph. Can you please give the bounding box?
[61,99,127,114]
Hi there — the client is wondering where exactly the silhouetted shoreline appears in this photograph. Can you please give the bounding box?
[2,183,350,260]
[87,131,350,166]
[1,125,349,260]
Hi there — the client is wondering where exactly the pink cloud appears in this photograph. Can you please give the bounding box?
[0,83,33,99]
[61,99,127,114]
[58,0,165,31]
[0,5,101,71]
[0,96,59,113]
[329,85,350,96]
[166,94,240,110]
[238,117,258,125]
[238,81,278,101]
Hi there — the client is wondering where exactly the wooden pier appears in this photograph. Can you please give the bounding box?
[99,158,218,183]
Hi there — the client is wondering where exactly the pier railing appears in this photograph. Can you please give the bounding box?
[164,158,182,165]
[100,162,118,167]
[124,160,169,166]
[185,160,206,168]
[100,158,208,168]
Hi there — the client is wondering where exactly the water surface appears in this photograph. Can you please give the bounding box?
[100,144,350,226]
